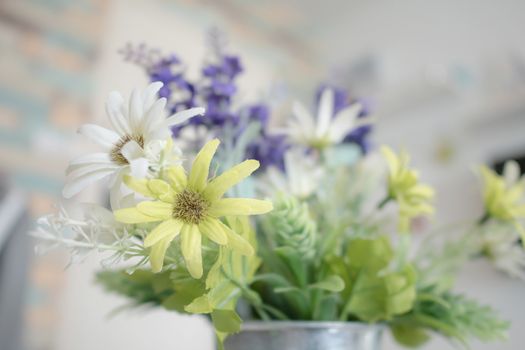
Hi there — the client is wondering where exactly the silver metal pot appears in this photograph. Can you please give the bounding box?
[224,321,384,350]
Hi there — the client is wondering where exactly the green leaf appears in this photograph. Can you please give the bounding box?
[308,275,345,292]
[391,323,430,348]
[211,309,242,333]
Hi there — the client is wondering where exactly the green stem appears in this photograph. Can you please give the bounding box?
[478,212,490,226]
[378,196,392,210]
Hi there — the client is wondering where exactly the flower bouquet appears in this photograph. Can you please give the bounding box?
[34,38,524,349]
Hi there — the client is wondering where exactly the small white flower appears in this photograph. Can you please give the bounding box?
[262,148,323,199]
[481,224,525,280]
[283,88,371,149]
[63,82,204,207]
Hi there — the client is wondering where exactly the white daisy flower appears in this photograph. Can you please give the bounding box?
[284,88,371,150]
[481,223,525,280]
[262,148,323,199]
[63,82,204,206]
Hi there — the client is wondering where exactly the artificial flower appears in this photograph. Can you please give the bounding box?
[315,84,374,153]
[114,139,273,278]
[480,223,525,280]
[283,88,371,150]
[63,82,204,208]
[262,148,323,199]
[479,160,525,241]
[381,146,434,232]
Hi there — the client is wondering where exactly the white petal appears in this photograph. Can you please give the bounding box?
[292,101,315,136]
[164,107,205,127]
[78,124,120,149]
[316,89,334,138]
[67,163,118,180]
[142,81,163,111]
[106,91,131,135]
[67,153,112,175]
[327,102,362,142]
[62,168,113,198]
[129,157,149,178]
[128,88,144,133]
[504,160,521,186]
[143,98,167,134]
[120,140,144,162]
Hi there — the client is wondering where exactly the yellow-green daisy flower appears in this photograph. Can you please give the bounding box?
[114,139,273,278]
[381,146,434,232]
[480,161,525,242]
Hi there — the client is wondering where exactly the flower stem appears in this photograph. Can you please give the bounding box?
[378,196,392,210]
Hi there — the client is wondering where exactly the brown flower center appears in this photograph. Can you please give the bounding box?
[110,134,145,165]
[172,190,209,224]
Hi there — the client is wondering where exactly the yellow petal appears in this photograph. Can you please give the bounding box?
[147,179,175,202]
[198,218,228,245]
[216,219,254,256]
[166,165,188,192]
[136,201,172,219]
[188,139,220,192]
[181,224,203,278]
[114,207,160,224]
[144,219,183,247]
[123,175,154,197]
[150,233,177,273]
[203,159,260,201]
[208,198,273,217]
[381,146,399,176]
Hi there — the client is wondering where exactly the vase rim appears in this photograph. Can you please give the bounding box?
[240,320,386,332]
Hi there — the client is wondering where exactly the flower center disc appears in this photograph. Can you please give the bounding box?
[173,190,209,224]
[110,134,145,165]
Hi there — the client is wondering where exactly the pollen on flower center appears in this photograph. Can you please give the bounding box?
[172,189,209,224]
[110,134,145,165]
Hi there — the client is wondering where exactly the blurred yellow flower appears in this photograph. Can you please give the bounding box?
[480,161,525,242]
[114,139,273,278]
[381,146,434,232]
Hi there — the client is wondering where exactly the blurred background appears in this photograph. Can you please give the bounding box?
[1,0,525,349]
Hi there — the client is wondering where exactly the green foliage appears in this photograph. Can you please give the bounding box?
[267,195,317,258]
[391,286,509,348]
[330,236,417,322]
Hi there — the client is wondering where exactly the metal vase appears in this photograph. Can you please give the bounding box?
[224,321,384,350]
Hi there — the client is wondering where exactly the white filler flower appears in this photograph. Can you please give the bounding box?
[284,88,371,150]
[63,82,204,205]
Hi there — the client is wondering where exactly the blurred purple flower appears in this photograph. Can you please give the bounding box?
[247,134,289,171]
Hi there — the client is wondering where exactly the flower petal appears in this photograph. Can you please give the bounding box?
[78,124,120,149]
[149,233,177,273]
[128,88,144,133]
[121,140,144,162]
[188,139,220,192]
[114,207,161,224]
[147,179,175,202]
[203,159,260,201]
[166,165,188,193]
[208,198,273,217]
[216,220,254,256]
[144,219,183,247]
[136,201,172,219]
[143,97,167,134]
[123,175,154,197]
[62,168,113,198]
[180,224,203,278]
[164,107,205,127]
[327,102,362,142]
[129,157,149,178]
[142,81,163,111]
[316,88,334,137]
[291,101,315,136]
[106,91,130,135]
[198,218,228,245]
